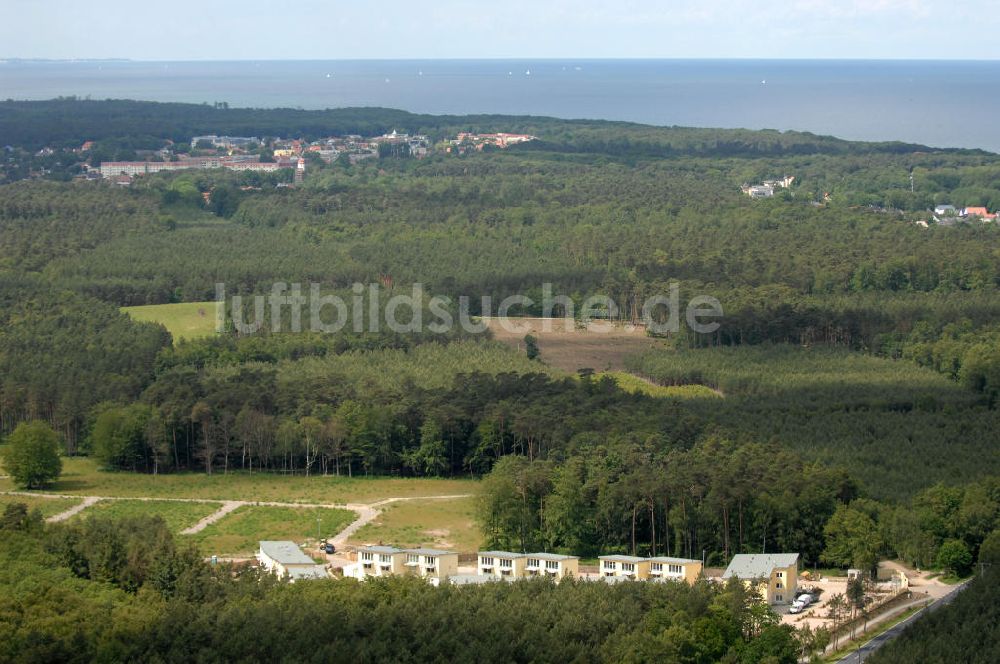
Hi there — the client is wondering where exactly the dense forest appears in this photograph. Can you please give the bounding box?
[867,566,1000,664]
[1,100,998,580]
[0,509,814,663]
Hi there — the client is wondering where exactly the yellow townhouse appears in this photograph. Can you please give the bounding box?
[524,553,579,579]
[598,555,702,583]
[350,545,407,578]
[478,551,527,578]
[403,548,459,580]
[598,555,649,580]
[647,556,703,584]
[721,553,799,605]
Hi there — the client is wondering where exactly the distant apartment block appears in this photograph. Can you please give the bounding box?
[722,553,799,605]
[99,156,299,179]
[742,175,794,198]
[450,132,537,152]
[190,135,262,149]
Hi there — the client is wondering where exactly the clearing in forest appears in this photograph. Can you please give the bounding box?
[348,495,480,553]
[122,301,217,343]
[485,317,660,373]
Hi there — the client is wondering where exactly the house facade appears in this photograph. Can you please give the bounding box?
[354,545,407,577]
[524,553,579,579]
[478,551,527,578]
[647,556,703,584]
[599,555,650,579]
[598,555,702,582]
[403,548,459,579]
[345,546,459,581]
[721,553,799,605]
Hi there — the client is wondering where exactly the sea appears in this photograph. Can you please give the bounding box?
[2,59,999,153]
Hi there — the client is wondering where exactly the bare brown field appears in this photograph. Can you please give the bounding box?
[484,317,662,372]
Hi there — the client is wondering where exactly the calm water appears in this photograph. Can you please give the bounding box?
[2,59,999,152]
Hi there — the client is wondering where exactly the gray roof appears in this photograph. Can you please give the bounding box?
[403,548,456,556]
[525,552,579,561]
[600,554,646,563]
[358,545,403,554]
[648,556,700,565]
[722,554,799,580]
[478,551,526,558]
[286,566,328,580]
[259,541,317,566]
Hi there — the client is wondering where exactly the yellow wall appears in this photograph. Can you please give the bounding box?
[682,562,703,584]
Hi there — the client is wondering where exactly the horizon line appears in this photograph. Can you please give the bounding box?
[4,56,1000,63]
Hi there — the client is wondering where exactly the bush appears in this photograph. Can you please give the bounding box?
[936,539,973,576]
[2,420,63,489]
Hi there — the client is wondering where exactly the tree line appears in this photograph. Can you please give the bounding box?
[0,508,819,663]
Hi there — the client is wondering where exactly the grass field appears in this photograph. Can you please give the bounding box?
[349,496,480,553]
[5,457,476,504]
[599,371,722,399]
[0,493,81,518]
[122,301,217,343]
[71,499,221,533]
[184,505,355,556]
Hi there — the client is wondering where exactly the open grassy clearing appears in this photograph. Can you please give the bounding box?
[627,344,976,406]
[0,493,81,518]
[485,317,660,373]
[70,499,221,534]
[15,457,476,504]
[122,301,217,343]
[349,496,480,553]
[184,505,355,556]
[599,371,722,399]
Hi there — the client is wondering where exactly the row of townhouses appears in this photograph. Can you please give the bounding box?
[262,540,801,605]
[342,545,460,581]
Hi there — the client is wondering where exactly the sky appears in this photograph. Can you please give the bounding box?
[2,0,998,60]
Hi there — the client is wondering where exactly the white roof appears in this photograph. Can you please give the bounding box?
[404,548,455,556]
[647,556,700,565]
[525,552,579,561]
[600,554,646,563]
[722,553,799,580]
[358,545,403,554]
[259,541,316,566]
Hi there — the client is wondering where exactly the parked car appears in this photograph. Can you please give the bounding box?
[795,593,813,606]
[323,543,336,554]
[788,603,805,614]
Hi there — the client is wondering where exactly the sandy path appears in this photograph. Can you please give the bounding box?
[47,496,102,522]
[180,501,242,534]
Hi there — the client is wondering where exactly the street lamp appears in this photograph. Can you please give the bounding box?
[317,517,322,543]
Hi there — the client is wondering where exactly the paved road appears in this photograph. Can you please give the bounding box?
[836,579,971,663]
